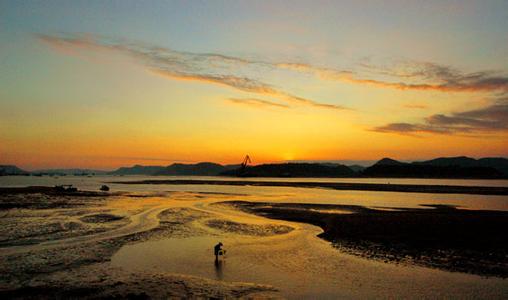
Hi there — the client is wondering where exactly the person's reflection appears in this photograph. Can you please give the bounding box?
[214,258,224,280]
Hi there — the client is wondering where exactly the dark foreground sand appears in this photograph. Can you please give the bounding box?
[218,201,508,277]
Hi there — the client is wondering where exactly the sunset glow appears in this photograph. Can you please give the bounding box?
[1,1,507,170]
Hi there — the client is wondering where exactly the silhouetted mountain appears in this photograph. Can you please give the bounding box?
[0,165,29,176]
[347,165,366,173]
[109,163,239,176]
[156,162,238,176]
[375,158,406,166]
[109,165,166,175]
[416,156,478,167]
[415,156,508,177]
[222,163,356,177]
[75,156,508,178]
[34,168,108,176]
[363,157,505,179]
[477,158,508,177]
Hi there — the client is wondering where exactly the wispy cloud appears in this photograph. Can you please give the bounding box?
[278,61,508,93]
[404,104,428,109]
[39,32,508,129]
[38,34,346,111]
[39,34,508,96]
[227,98,290,109]
[152,69,347,110]
[373,98,508,135]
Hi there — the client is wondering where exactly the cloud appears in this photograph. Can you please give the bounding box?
[152,69,276,94]
[404,104,428,109]
[227,98,290,109]
[278,61,508,93]
[39,33,508,119]
[357,61,508,92]
[38,34,346,111]
[152,69,347,110]
[371,123,428,136]
[358,61,459,80]
[373,99,508,135]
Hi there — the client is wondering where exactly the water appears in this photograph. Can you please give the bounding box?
[2,175,508,298]
[1,175,507,211]
[113,234,508,299]
[110,196,508,299]
[2,175,508,187]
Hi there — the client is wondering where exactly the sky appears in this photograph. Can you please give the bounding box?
[1,0,507,170]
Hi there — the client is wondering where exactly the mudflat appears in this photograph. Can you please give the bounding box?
[0,187,279,298]
[219,201,508,277]
[1,186,507,298]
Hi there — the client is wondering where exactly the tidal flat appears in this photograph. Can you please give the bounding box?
[0,185,507,299]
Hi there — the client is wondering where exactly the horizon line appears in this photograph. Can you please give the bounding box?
[3,155,508,172]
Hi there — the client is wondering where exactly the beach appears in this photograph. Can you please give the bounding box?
[0,187,279,298]
[0,179,507,298]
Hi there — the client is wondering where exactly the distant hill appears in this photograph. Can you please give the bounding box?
[415,156,508,177]
[375,157,406,166]
[0,165,29,176]
[476,158,508,177]
[363,157,507,179]
[221,163,356,177]
[415,156,479,167]
[347,165,366,173]
[34,168,108,176]
[110,163,239,176]
[109,165,166,175]
[14,156,506,179]
[156,162,238,176]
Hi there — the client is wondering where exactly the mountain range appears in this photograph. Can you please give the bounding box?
[0,165,29,176]
[362,156,508,179]
[2,156,507,179]
[108,162,239,176]
[32,169,108,176]
[221,162,356,177]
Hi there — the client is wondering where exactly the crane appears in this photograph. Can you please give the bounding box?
[241,155,251,169]
[238,155,251,175]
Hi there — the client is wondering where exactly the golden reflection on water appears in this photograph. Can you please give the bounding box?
[110,192,508,299]
[1,175,507,298]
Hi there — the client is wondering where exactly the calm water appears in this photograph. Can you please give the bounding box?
[2,175,508,298]
[1,175,507,211]
[109,192,508,299]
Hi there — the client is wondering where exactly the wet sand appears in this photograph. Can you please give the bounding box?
[113,179,508,195]
[1,187,507,298]
[220,201,508,277]
[0,188,279,298]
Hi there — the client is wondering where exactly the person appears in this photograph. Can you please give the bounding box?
[214,242,223,261]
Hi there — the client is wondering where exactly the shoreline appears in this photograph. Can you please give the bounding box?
[112,179,508,195]
[219,201,508,278]
[1,187,507,298]
[0,189,279,298]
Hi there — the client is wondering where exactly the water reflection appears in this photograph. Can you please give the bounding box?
[1,175,508,211]
[214,259,224,280]
[107,192,508,299]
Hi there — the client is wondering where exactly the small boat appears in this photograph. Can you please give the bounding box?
[100,185,110,191]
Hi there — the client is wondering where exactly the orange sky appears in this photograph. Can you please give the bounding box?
[1,2,507,170]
